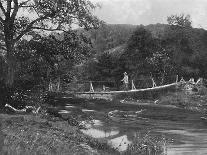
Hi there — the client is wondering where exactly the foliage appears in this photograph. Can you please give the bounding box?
[158,88,207,112]
[90,24,136,54]
[120,27,157,82]
[146,49,175,84]
[163,14,198,77]
[76,51,125,90]
[0,0,101,86]
[0,29,93,109]
[124,131,167,155]
[0,79,31,110]
[16,31,92,82]
[85,16,207,81]
[95,53,122,82]
[0,0,101,40]
[167,14,192,28]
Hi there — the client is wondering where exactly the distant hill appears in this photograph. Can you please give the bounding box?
[88,23,171,55]
[87,23,207,78]
[89,23,207,57]
[89,24,137,54]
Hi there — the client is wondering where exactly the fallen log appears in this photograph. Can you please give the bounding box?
[5,104,41,114]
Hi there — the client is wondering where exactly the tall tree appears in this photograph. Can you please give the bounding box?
[121,26,157,79]
[165,14,195,77]
[0,0,101,87]
[146,49,174,84]
[15,31,93,86]
[167,14,192,28]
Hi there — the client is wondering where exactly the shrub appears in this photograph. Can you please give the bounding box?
[124,131,167,155]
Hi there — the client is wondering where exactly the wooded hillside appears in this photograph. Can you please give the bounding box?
[85,23,207,82]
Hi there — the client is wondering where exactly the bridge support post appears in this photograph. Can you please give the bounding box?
[131,80,136,90]
[89,81,94,92]
[176,75,178,83]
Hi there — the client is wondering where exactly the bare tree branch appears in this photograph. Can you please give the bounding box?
[19,0,31,7]
[11,0,18,21]
[17,5,35,8]
[15,13,55,42]
[33,6,41,17]
[31,26,67,32]
[0,0,6,15]
[6,0,12,18]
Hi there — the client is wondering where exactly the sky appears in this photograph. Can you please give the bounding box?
[91,0,207,29]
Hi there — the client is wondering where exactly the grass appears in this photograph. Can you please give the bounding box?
[0,114,118,155]
[2,83,205,155]
[123,131,167,155]
[158,87,207,113]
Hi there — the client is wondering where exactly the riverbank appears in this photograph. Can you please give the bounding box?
[0,113,118,155]
[158,90,207,113]
[1,87,205,155]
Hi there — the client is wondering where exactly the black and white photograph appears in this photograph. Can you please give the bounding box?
[1,0,207,154]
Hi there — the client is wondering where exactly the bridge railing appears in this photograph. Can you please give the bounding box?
[61,75,178,92]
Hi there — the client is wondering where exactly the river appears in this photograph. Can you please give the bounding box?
[56,98,207,155]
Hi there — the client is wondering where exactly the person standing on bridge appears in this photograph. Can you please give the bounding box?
[121,72,129,90]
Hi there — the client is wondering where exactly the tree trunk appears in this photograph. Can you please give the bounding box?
[6,57,15,87]
[4,20,16,87]
[57,76,60,91]
[5,42,16,87]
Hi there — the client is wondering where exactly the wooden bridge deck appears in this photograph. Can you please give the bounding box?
[74,82,179,95]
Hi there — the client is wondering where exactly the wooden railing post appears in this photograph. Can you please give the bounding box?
[131,80,136,90]
[89,81,94,92]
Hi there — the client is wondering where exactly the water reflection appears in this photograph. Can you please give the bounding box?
[92,119,103,126]
[57,99,207,155]
[109,135,132,151]
[81,121,131,151]
[81,128,119,138]
[58,110,71,114]
[65,105,75,108]
[161,129,207,155]
[82,109,95,112]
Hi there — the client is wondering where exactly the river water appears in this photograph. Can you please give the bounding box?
[57,98,207,155]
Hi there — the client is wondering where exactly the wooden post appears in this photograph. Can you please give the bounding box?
[90,81,94,92]
[176,75,178,83]
[131,80,136,90]
[103,85,106,91]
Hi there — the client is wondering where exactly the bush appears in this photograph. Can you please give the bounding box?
[0,78,45,113]
[124,131,167,155]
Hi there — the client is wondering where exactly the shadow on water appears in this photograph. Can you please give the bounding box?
[53,98,207,155]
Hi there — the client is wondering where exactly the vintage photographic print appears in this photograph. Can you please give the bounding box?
[0,0,207,154]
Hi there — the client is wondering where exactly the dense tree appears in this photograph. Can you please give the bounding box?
[167,14,192,28]
[146,49,175,84]
[15,31,93,89]
[90,24,136,54]
[164,14,196,77]
[0,0,101,87]
[120,27,157,80]
[79,17,207,87]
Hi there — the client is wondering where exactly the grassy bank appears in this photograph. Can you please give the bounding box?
[158,89,207,113]
[0,114,118,155]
